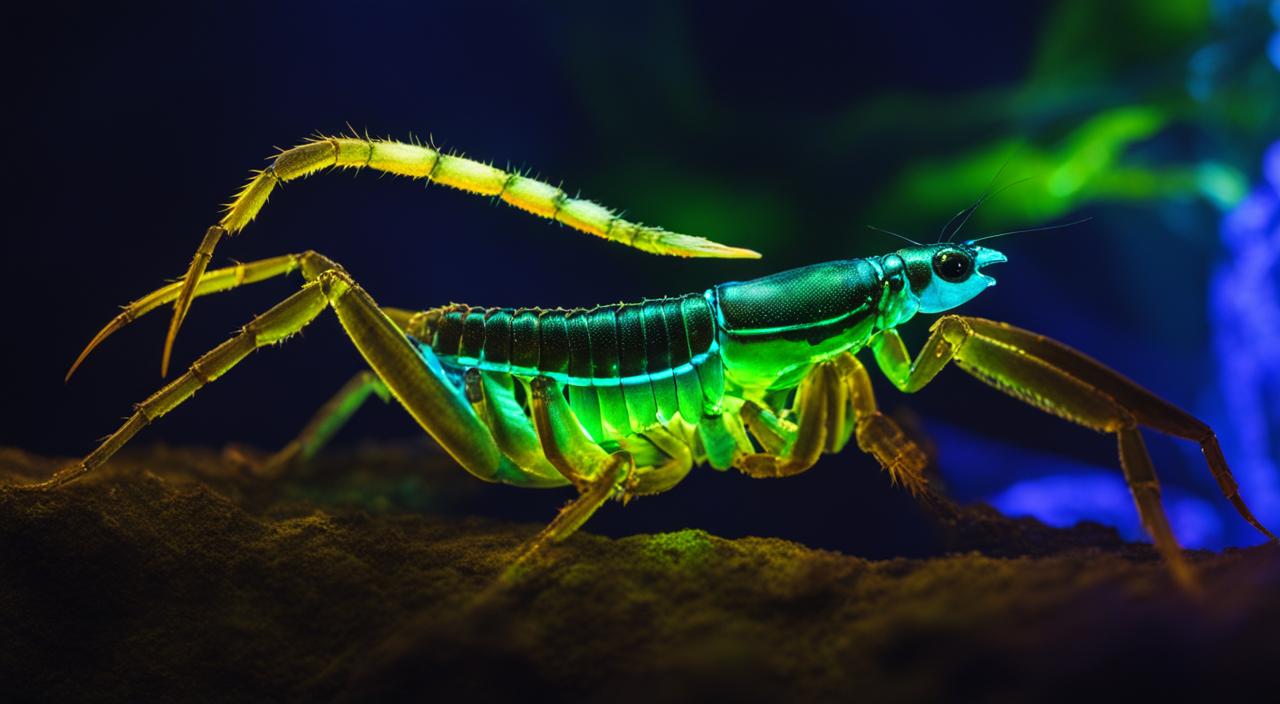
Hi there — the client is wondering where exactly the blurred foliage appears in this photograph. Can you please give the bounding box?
[554,0,1277,261]
[866,0,1276,234]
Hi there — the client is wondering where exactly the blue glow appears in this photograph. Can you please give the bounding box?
[929,421,1225,547]
[443,343,721,388]
[1269,31,1280,71]
[936,142,1280,550]
[1206,138,1280,546]
[990,473,1223,547]
[1266,137,1280,189]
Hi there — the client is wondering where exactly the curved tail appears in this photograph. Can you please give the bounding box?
[154,132,761,376]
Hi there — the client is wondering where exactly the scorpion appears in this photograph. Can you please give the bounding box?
[43,132,1274,589]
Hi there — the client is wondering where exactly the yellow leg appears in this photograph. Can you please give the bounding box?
[528,376,615,489]
[622,425,695,498]
[462,370,568,487]
[734,354,929,492]
[40,279,333,488]
[737,402,793,457]
[159,134,760,375]
[517,374,696,551]
[64,251,530,483]
[832,353,930,494]
[736,363,840,478]
[502,451,634,581]
[38,258,544,490]
[871,315,1277,589]
[66,250,373,381]
[519,453,632,551]
[66,253,306,380]
[498,376,641,567]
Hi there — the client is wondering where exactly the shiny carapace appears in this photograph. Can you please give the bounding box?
[50,133,1275,589]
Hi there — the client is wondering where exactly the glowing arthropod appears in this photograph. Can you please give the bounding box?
[48,133,1274,588]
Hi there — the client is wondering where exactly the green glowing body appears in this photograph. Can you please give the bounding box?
[426,244,1005,448]
[51,134,1273,589]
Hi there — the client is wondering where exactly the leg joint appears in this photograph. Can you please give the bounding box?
[188,359,216,385]
[299,250,344,280]
[930,314,971,345]
[1111,411,1139,432]
[1129,478,1161,493]
[316,269,354,300]
[132,402,157,425]
[272,140,339,181]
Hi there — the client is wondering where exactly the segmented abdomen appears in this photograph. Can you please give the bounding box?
[426,293,723,440]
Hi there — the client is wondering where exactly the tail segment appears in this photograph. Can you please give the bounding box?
[221,134,761,259]
[156,133,759,375]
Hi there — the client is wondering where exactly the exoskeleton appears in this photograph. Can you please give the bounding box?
[47,133,1274,588]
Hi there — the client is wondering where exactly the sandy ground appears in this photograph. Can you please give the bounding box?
[2,445,1277,703]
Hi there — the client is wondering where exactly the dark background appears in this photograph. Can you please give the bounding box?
[3,1,1277,555]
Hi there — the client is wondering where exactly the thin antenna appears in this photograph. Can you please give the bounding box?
[945,176,1035,243]
[866,224,923,246]
[941,145,1025,243]
[939,153,1013,242]
[965,216,1094,244]
[938,205,970,243]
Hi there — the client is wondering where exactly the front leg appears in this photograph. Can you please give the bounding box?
[872,315,1276,589]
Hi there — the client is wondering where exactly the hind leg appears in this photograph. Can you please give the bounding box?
[40,257,547,489]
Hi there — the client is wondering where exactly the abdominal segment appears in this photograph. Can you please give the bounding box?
[424,293,724,441]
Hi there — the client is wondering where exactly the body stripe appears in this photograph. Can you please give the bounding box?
[718,304,872,337]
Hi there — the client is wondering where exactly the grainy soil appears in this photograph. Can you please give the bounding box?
[2,446,1277,703]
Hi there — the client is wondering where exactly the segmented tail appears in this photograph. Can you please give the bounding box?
[223,133,761,259]
[155,132,759,376]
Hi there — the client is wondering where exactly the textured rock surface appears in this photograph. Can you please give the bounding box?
[2,446,1278,703]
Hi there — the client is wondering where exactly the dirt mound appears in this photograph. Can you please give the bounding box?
[2,446,1276,702]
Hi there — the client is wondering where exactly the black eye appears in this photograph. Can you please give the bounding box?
[932,250,973,282]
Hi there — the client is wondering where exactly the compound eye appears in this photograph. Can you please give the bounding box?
[932,250,973,283]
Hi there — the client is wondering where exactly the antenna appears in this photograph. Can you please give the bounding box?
[944,176,1035,243]
[866,224,923,247]
[965,217,1094,244]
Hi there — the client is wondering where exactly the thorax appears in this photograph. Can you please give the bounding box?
[712,258,888,393]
